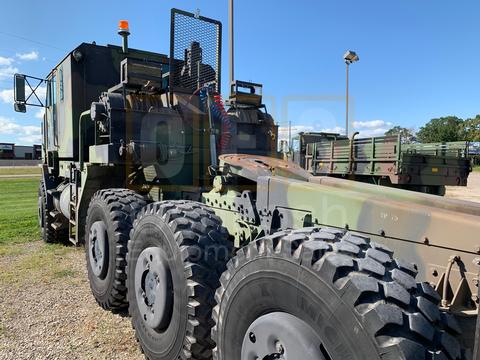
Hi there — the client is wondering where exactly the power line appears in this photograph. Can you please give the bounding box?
[0,31,65,52]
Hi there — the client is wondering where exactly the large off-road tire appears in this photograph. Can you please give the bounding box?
[126,201,232,360]
[38,180,67,243]
[85,188,146,311]
[213,227,465,360]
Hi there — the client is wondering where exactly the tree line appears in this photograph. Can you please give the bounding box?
[385,115,480,143]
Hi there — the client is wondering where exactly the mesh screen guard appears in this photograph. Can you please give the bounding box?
[169,9,222,95]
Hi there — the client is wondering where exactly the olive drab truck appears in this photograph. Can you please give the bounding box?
[290,131,472,196]
[13,7,480,360]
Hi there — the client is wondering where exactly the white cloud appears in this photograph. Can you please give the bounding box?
[278,118,399,148]
[35,108,45,119]
[278,125,316,141]
[353,120,392,129]
[25,85,47,104]
[0,85,47,105]
[320,126,345,134]
[18,134,42,144]
[356,127,390,137]
[0,89,14,104]
[0,66,19,80]
[0,56,14,66]
[16,51,39,61]
[352,120,393,137]
[278,125,347,142]
[0,116,41,145]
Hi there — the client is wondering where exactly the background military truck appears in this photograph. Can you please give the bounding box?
[13,6,480,360]
[289,131,472,195]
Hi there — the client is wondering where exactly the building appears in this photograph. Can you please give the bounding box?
[0,143,42,160]
[0,143,15,159]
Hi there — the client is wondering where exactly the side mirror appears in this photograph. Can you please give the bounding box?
[14,74,26,113]
[14,102,26,113]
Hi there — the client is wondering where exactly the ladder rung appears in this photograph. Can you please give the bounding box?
[69,219,76,225]
[70,201,76,206]
[49,211,60,218]
[51,222,65,230]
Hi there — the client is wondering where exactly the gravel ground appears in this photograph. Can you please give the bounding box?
[0,174,478,360]
[446,171,480,203]
[0,242,143,360]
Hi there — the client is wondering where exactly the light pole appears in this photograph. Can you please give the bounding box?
[343,50,359,137]
[229,0,235,92]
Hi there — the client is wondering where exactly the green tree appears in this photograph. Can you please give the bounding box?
[384,126,416,144]
[462,115,480,142]
[416,116,464,143]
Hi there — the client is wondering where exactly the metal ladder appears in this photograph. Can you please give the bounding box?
[68,164,79,244]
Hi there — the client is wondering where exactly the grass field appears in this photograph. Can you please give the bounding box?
[0,175,142,359]
[474,166,480,172]
[0,166,40,176]
[0,178,40,246]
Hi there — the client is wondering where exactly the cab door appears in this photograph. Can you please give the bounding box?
[45,72,57,152]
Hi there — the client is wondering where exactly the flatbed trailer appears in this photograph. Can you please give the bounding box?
[297,132,471,195]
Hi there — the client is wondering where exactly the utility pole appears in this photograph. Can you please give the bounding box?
[229,0,234,93]
[345,62,349,136]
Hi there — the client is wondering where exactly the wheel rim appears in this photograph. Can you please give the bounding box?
[135,247,173,331]
[241,312,332,360]
[88,221,109,278]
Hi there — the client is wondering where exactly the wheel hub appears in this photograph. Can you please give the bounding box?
[88,221,108,278]
[135,247,172,331]
[241,312,331,360]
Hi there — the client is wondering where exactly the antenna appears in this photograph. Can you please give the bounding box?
[229,0,234,94]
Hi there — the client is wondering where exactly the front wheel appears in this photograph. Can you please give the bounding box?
[212,227,465,360]
[127,201,232,360]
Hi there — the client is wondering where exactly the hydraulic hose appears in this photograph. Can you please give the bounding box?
[199,87,232,152]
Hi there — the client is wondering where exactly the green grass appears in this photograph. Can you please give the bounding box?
[0,178,40,245]
[474,166,480,172]
[0,177,78,288]
[0,166,40,176]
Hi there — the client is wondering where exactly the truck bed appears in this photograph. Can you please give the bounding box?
[304,135,471,187]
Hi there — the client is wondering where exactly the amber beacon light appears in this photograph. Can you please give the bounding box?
[118,20,130,53]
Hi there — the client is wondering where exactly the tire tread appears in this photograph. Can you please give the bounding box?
[212,227,464,360]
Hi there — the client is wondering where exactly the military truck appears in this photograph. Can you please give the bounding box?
[290,131,471,195]
[13,8,480,360]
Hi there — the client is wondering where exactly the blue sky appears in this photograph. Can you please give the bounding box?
[0,0,479,144]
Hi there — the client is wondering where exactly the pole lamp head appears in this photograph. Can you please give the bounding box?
[344,50,359,65]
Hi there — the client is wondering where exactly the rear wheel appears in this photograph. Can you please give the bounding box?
[127,201,231,360]
[213,227,465,360]
[85,188,146,311]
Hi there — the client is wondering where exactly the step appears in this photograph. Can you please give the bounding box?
[49,210,60,218]
[51,221,66,231]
